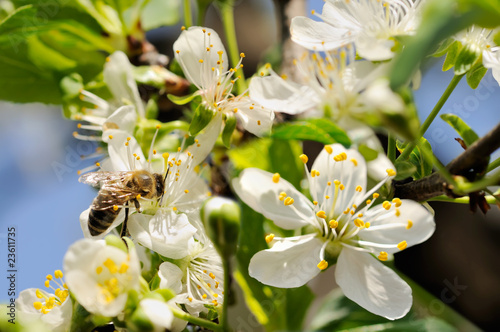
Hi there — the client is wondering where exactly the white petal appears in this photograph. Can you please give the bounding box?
[483,50,500,86]
[173,26,228,87]
[128,210,197,259]
[103,130,147,171]
[360,79,405,113]
[249,75,319,114]
[360,199,435,254]
[186,113,222,165]
[158,262,184,294]
[233,97,275,137]
[103,105,137,134]
[249,235,323,288]
[290,16,352,51]
[335,248,412,320]
[232,168,315,230]
[104,51,145,117]
[311,144,367,216]
[140,299,174,330]
[356,33,396,61]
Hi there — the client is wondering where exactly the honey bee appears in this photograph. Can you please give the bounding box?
[79,170,165,237]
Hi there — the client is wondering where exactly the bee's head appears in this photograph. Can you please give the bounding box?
[154,173,165,198]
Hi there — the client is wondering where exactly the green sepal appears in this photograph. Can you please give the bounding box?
[440,113,479,147]
[189,105,215,136]
[442,41,462,72]
[149,274,161,291]
[394,160,418,181]
[105,235,129,253]
[152,288,176,302]
[358,144,378,162]
[466,61,488,89]
[145,98,159,120]
[167,91,198,105]
[430,37,455,58]
[397,138,433,180]
[222,113,237,148]
[454,45,481,75]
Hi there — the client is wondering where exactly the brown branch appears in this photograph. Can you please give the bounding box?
[394,121,500,201]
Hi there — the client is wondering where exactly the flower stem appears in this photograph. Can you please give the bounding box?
[398,74,464,161]
[387,133,396,164]
[183,0,193,28]
[219,2,247,94]
[171,306,223,332]
[417,139,457,187]
[428,194,498,204]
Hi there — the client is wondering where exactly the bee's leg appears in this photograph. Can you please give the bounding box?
[132,198,141,213]
[120,201,129,239]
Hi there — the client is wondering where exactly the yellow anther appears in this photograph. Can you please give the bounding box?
[279,192,287,201]
[344,208,350,215]
[284,197,294,206]
[33,301,43,310]
[395,208,401,217]
[299,154,309,164]
[240,52,245,58]
[54,270,63,279]
[272,173,280,183]
[327,181,332,186]
[77,123,82,128]
[36,289,44,299]
[351,158,358,166]
[366,199,372,204]
[392,198,402,207]
[209,272,216,279]
[397,241,408,251]
[317,260,328,270]
[44,280,50,288]
[324,145,333,154]
[334,180,341,186]
[217,50,223,55]
[257,120,261,126]
[184,189,189,194]
[355,185,362,192]
[358,213,363,217]
[354,218,364,227]
[373,193,380,198]
[265,63,271,69]
[350,210,355,215]
[233,108,238,113]
[176,50,180,54]
[312,170,320,177]
[119,263,129,274]
[46,274,53,281]
[325,195,330,199]
[202,294,207,299]
[311,9,316,15]
[172,207,177,211]
[103,258,118,274]
[316,210,327,219]
[265,234,275,243]
[155,124,161,130]
[95,162,101,167]
[113,205,119,211]
[329,219,338,228]
[386,169,396,177]
[352,204,357,209]
[365,222,371,229]
[206,47,210,51]
[406,220,413,229]
[281,74,288,80]
[108,135,113,139]
[313,201,318,205]
[339,184,345,190]
[96,266,103,274]
[199,59,204,63]
[188,297,193,302]
[136,194,141,200]
[378,252,388,261]
[382,201,391,210]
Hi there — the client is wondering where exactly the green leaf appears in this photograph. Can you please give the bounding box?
[397,138,433,180]
[466,62,488,89]
[269,139,303,189]
[442,41,461,72]
[394,160,418,181]
[454,45,480,75]
[271,118,351,147]
[189,105,215,136]
[222,114,237,148]
[141,0,180,30]
[227,138,271,171]
[440,113,479,147]
[430,37,455,58]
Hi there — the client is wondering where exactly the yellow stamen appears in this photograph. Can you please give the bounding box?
[299,154,308,164]
[272,173,280,183]
[324,146,333,154]
[397,241,408,251]
[406,220,413,229]
[386,169,396,177]
[329,219,338,228]
[284,197,294,206]
[265,234,275,243]
[351,158,358,166]
[378,252,388,261]
[317,260,328,270]
[316,210,327,219]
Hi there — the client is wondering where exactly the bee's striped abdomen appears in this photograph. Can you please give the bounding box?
[88,191,122,236]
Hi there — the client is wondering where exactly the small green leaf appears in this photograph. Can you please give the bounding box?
[222,114,237,148]
[145,98,159,119]
[397,138,433,180]
[440,113,479,147]
[269,139,303,189]
[394,160,418,180]
[228,138,271,171]
[271,118,351,147]
[466,62,488,89]
[442,41,462,72]
[189,105,215,136]
[430,37,455,58]
[141,0,180,31]
[454,45,480,75]
[358,144,379,162]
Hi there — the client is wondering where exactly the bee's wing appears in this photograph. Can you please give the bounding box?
[79,171,131,188]
[90,190,138,210]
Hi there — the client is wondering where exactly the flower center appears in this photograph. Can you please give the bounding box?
[95,256,131,303]
[33,270,69,314]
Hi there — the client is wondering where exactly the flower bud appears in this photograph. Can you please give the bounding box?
[201,197,240,259]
